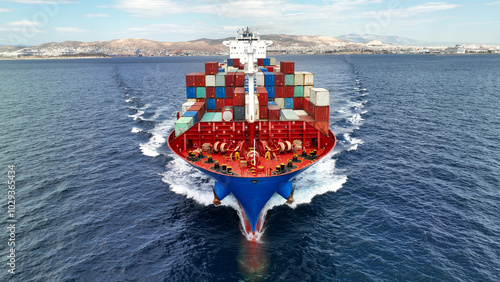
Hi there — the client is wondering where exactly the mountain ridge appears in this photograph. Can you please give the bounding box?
[1,34,498,57]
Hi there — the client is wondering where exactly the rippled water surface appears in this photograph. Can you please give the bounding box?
[0,54,499,281]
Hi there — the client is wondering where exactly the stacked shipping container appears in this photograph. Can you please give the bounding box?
[175,60,331,136]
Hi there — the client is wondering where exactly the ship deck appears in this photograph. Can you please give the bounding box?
[168,120,336,178]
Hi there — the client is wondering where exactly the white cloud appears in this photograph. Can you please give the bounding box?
[7,20,41,27]
[109,0,187,18]
[0,8,14,12]
[109,0,318,19]
[85,14,109,18]
[0,20,44,34]
[55,27,88,34]
[484,1,500,5]
[403,2,459,16]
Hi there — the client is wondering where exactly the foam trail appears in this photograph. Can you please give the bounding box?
[139,118,174,157]
[343,133,364,151]
[161,157,240,208]
[128,110,144,121]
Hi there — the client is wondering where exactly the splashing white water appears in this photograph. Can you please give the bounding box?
[138,118,174,157]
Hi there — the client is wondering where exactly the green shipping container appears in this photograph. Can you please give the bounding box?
[294,86,304,97]
[284,74,294,86]
[212,112,223,122]
[196,87,206,98]
[175,117,194,137]
[216,73,226,86]
[201,112,215,122]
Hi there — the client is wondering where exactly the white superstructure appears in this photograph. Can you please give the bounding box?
[223,27,273,64]
[223,28,272,124]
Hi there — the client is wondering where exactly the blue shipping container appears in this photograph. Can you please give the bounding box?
[207,99,216,110]
[219,68,225,73]
[284,98,294,109]
[186,87,196,99]
[265,86,275,98]
[264,58,271,66]
[227,59,233,66]
[260,67,268,72]
[264,73,275,86]
[183,111,199,124]
[216,87,226,98]
[268,101,277,106]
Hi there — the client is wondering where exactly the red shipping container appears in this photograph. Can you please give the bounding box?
[259,105,269,119]
[268,105,280,120]
[186,73,196,87]
[216,98,225,110]
[225,98,234,106]
[205,62,219,75]
[192,101,206,111]
[266,66,274,72]
[314,121,329,135]
[206,87,216,99]
[196,98,206,103]
[239,64,245,70]
[194,72,205,87]
[235,72,245,86]
[280,61,295,74]
[274,72,285,86]
[232,58,240,67]
[233,87,245,94]
[234,93,245,106]
[257,58,265,66]
[284,86,294,98]
[188,105,205,121]
[304,98,311,115]
[274,86,284,98]
[313,105,329,121]
[225,87,235,99]
[294,98,304,110]
[256,87,268,105]
[299,115,314,123]
[225,72,236,86]
[309,103,316,119]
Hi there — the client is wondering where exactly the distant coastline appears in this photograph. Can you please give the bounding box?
[2,34,499,59]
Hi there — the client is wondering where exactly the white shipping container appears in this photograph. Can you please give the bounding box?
[280,109,300,121]
[181,101,196,115]
[294,110,308,116]
[205,75,216,87]
[215,72,226,86]
[303,86,313,97]
[245,94,260,120]
[294,71,304,86]
[310,88,330,106]
[302,71,314,86]
[256,72,265,86]
[275,98,285,109]
[269,57,277,66]
[187,99,197,103]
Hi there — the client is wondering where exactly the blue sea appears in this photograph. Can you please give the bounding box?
[1,54,499,281]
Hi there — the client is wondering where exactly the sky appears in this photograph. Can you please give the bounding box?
[1,0,500,46]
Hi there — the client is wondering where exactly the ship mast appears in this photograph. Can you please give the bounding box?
[223,27,272,145]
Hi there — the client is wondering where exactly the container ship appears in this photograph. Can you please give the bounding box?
[167,28,336,236]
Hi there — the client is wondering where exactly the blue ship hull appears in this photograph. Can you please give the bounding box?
[195,165,306,232]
